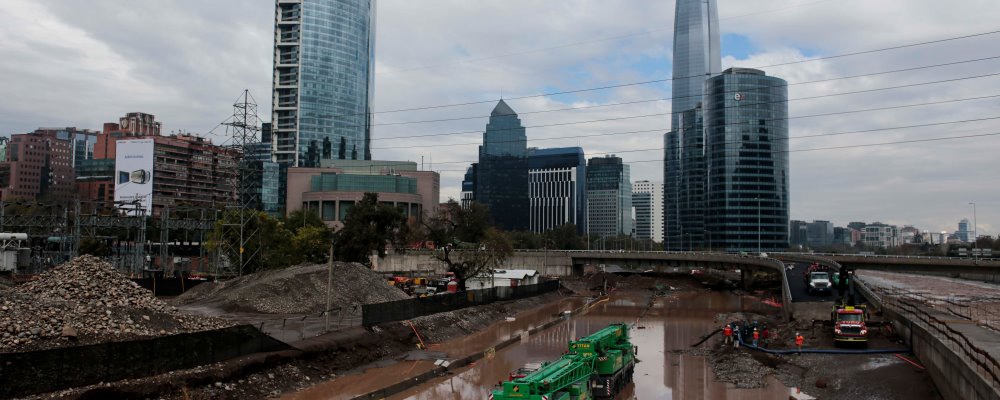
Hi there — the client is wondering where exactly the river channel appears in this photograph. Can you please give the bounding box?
[287,289,796,399]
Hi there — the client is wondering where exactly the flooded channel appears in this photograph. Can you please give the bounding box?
[286,290,793,400]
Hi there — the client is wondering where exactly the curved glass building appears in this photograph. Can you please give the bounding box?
[272,0,376,168]
[476,100,529,231]
[703,68,789,251]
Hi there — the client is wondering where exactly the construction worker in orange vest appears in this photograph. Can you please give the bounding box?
[795,332,805,353]
[752,328,760,347]
[723,324,733,345]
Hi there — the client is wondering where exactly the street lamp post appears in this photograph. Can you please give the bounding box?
[757,196,762,254]
[970,202,978,260]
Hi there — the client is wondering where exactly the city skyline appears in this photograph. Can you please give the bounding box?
[0,1,998,234]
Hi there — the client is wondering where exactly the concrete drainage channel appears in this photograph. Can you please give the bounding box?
[349,296,606,400]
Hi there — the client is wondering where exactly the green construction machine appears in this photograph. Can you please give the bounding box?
[489,323,637,400]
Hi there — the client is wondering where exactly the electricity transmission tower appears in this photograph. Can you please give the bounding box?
[220,90,262,276]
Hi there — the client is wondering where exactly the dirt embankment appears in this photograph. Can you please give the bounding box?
[172,262,410,314]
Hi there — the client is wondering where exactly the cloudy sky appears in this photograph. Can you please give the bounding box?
[1,0,999,236]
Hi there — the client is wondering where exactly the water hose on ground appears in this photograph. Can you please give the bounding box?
[691,328,723,347]
[736,337,910,355]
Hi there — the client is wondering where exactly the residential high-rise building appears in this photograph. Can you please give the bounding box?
[664,0,720,250]
[77,113,236,216]
[0,129,75,201]
[632,180,664,242]
[704,68,789,251]
[670,0,720,129]
[586,155,632,238]
[863,222,899,248]
[528,147,586,234]
[476,100,529,231]
[271,0,376,168]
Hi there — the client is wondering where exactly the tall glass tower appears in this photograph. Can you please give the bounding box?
[476,100,529,231]
[704,68,789,251]
[670,0,720,129]
[271,0,376,168]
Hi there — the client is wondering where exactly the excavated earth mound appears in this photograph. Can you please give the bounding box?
[0,255,232,353]
[173,262,409,314]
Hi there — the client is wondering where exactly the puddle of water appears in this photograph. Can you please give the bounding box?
[861,355,901,371]
[358,291,790,400]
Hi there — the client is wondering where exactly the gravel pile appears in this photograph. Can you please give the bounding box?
[0,255,232,353]
[173,262,409,314]
[710,350,774,388]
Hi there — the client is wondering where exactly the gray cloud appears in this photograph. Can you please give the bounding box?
[0,0,997,236]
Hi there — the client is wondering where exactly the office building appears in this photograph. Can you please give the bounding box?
[956,218,971,242]
[632,180,663,242]
[460,164,477,210]
[476,100,529,231]
[0,129,75,201]
[670,0,720,129]
[704,68,789,251]
[528,147,586,234]
[285,159,439,230]
[664,0,720,250]
[806,220,834,248]
[586,155,632,238]
[789,220,808,247]
[271,0,376,168]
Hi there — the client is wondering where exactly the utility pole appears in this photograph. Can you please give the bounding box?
[324,243,333,332]
[757,196,762,254]
[970,202,978,260]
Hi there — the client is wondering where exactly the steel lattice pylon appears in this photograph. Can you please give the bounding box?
[220,90,263,276]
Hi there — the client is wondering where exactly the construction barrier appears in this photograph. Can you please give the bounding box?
[361,280,561,326]
[0,324,292,398]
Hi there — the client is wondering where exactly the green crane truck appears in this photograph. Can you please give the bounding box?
[489,323,637,400]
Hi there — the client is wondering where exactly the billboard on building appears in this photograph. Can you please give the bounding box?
[114,139,154,213]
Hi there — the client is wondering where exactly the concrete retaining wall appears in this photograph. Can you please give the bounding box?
[373,251,575,276]
[856,279,1000,400]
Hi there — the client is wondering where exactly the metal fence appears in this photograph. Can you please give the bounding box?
[0,325,292,398]
[362,280,560,326]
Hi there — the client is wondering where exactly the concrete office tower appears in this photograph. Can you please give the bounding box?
[671,0,720,129]
[586,155,632,238]
[633,181,664,242]
[528,147,587,235]
[476,100,529,231]
[704,68,789,251]
[271,0,376,167]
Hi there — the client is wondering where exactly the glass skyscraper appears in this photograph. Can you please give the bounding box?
[670,0,720,129]
[271,0,376,168]
[703,68,789,251]
[665,0,720,249]
[476,100,529,231]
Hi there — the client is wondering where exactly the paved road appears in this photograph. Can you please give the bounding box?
[784,262,844,303]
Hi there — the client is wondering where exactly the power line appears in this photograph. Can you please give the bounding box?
[362,54,1000,128]
[355,28,1000,118]
[371,74,1000,143]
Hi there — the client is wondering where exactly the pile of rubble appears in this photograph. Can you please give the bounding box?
[710,350,775,388]
[0,255,232,353]
[174,262,410,314]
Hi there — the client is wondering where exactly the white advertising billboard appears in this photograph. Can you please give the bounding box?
[114,139,154,213]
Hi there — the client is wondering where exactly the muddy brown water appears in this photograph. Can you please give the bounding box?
[284,290,803,400]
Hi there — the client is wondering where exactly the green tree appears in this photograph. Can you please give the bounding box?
[207,210,295,272]
[284,209,325,233]
[544,224,586,250]
[332,192,408,264]
[293,225,333,264]
[436,227,513,290]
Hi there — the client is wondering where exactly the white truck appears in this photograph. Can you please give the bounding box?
[806,271,832,295]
